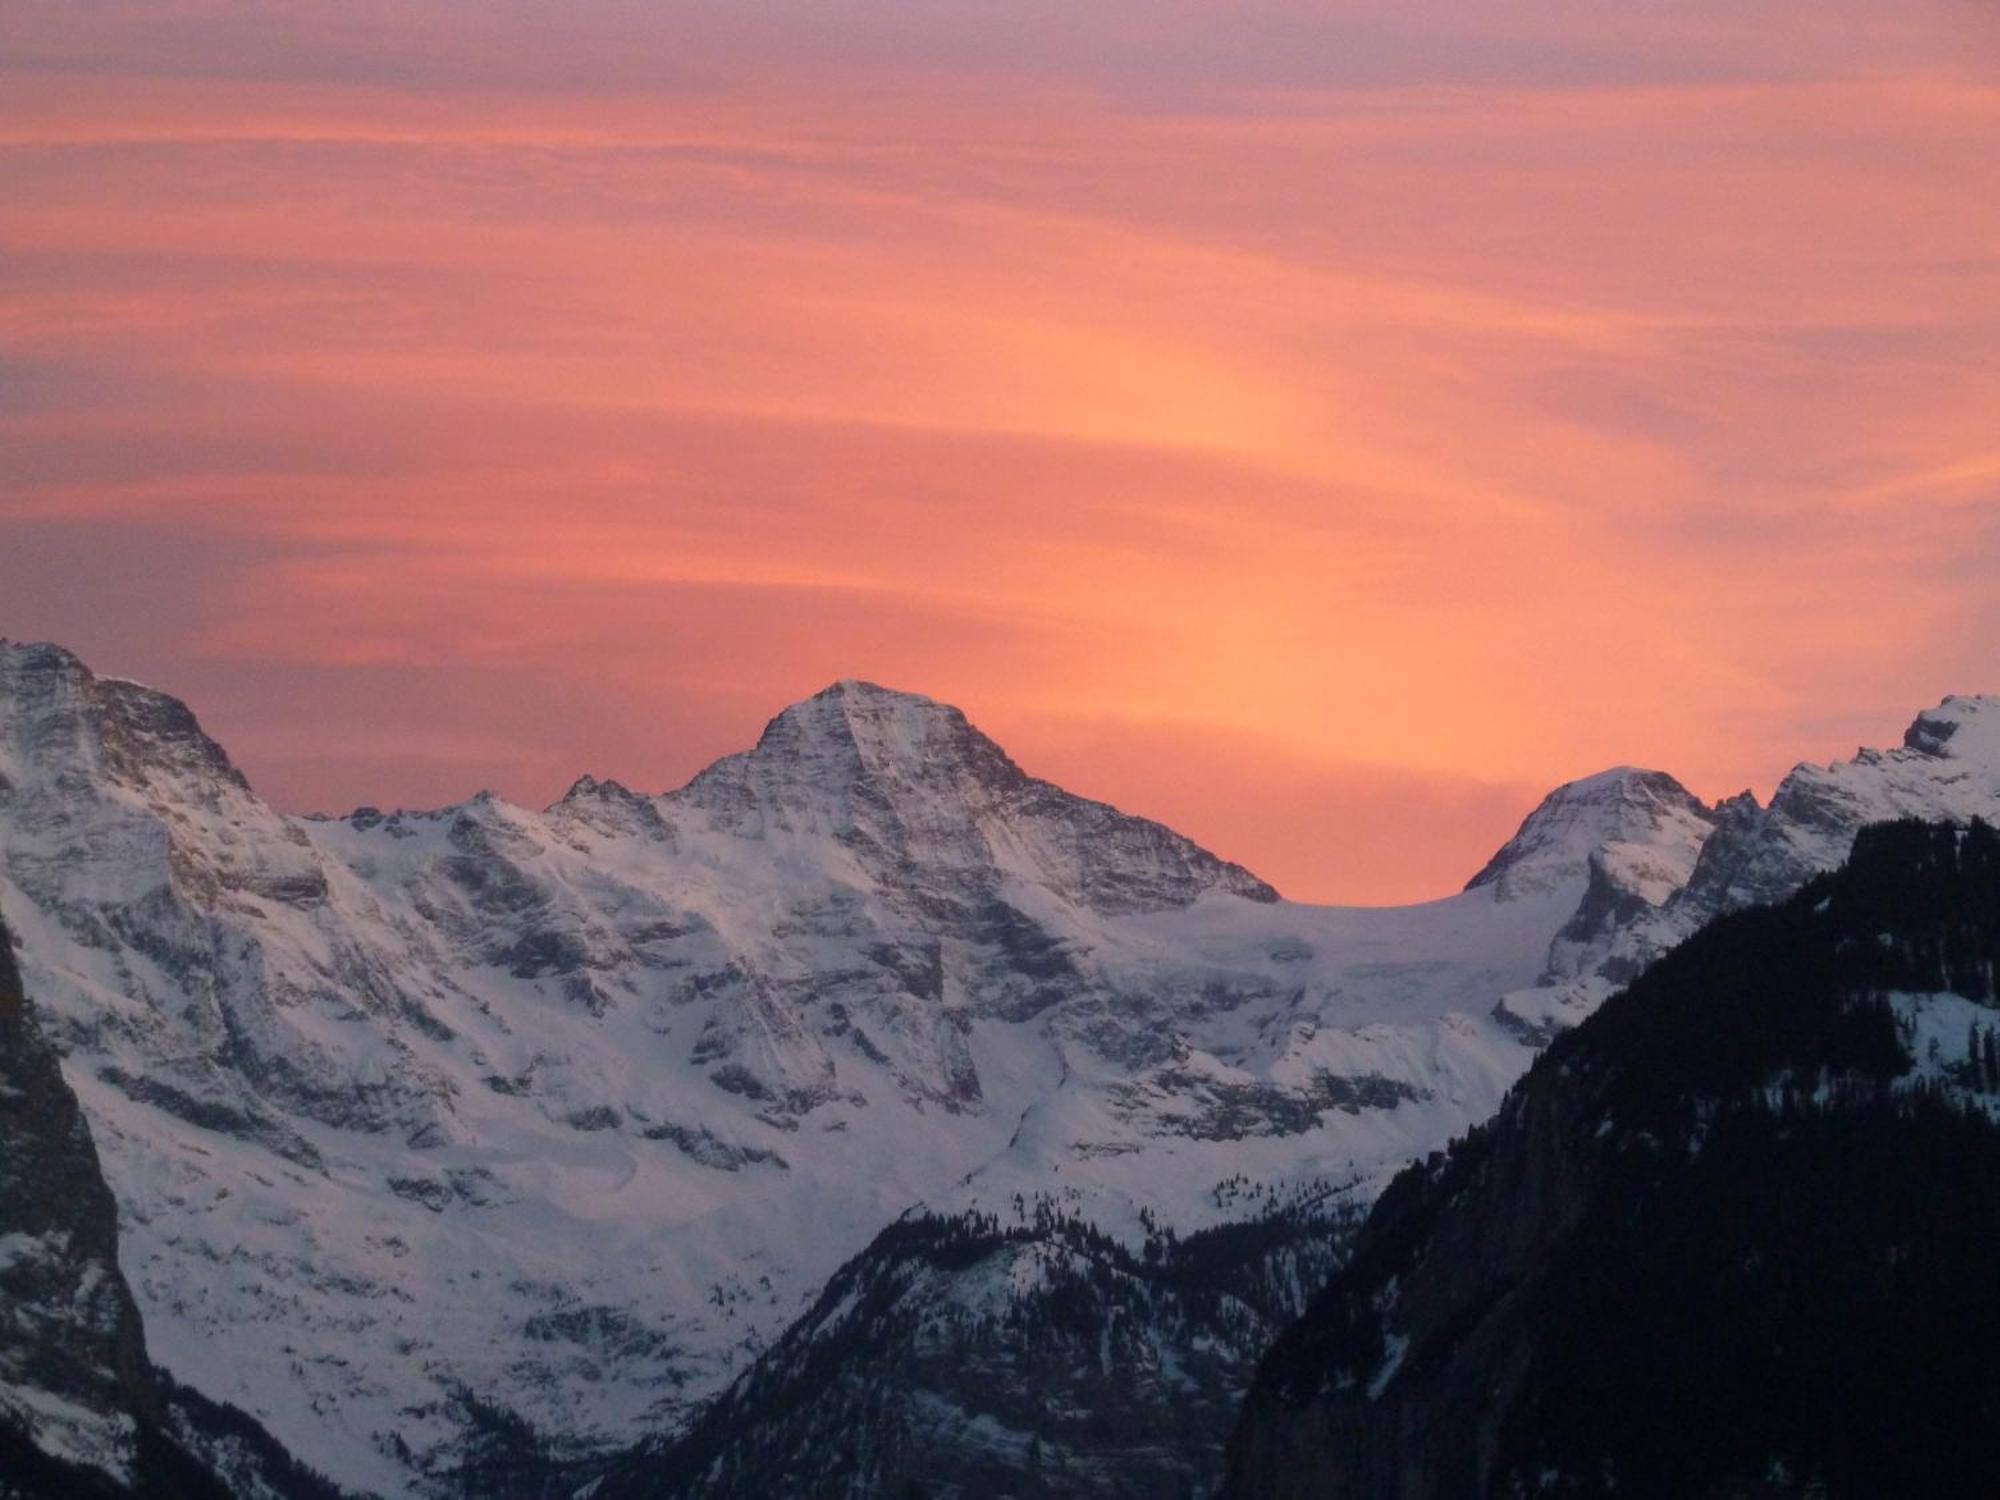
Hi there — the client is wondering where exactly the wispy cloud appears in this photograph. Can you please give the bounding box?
[1,1,1994,900]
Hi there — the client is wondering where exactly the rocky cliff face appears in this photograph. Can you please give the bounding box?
[1224,819,2000,1499]
[0,903,155,1484]
[0,637,1992,1497]
[0,907,342,1500]
[1673,696,2000,922]
[1497,694,2000,1035]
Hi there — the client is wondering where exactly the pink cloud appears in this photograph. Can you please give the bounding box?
[1,2,1993,900]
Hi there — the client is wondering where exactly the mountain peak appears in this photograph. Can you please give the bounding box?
[733,679,1023,796]
[560,772,640,802]
[1465,766,1715,901]
[770,678,985,735]
[0,638,248,795]
[816,676,920,701]
[1229,820,2000,1500]
[1903,693,2000,763]
[670,680,1276,910]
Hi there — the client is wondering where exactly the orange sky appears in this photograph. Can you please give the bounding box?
[2,1,1996,902]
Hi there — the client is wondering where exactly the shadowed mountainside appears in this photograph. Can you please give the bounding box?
[1225,819,2000,1499]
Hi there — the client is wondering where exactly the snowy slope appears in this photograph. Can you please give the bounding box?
[1224,818,2000,1500]
[0,904,341,1500]
[1500,694,2000,1034]
[0,639,1989,1496]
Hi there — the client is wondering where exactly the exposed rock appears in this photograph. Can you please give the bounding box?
[4,637,1990,1497]
[1225,820,2000,1499]
[1464,767,1716,905]
[1500,695,2000,1033]
[0,905,342,1498]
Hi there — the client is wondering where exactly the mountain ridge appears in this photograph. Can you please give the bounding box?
[1223,818,2000,1499]
[0,636,1995,1496]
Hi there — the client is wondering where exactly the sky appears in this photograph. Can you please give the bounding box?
[2,1,1996,903]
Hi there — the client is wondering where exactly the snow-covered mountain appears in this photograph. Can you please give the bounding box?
[0,904,342,1499]
[0,638,1991,1496]
[1498,694,2000,1035]
[1225,819,2000,1498]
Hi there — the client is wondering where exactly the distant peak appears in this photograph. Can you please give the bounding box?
[560,773,642,804]
[663,680,1020,828]
[751,679,998,768]
[815,678,922,701]
[0,638,89,677]
[781,678,963,725]
[0,638,249,793]
[1903,694,2000,762]
[1488,766,1708,835]
[1466,766,1713,898]
[674,679,1277,911]
[1544,766,1684,797]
